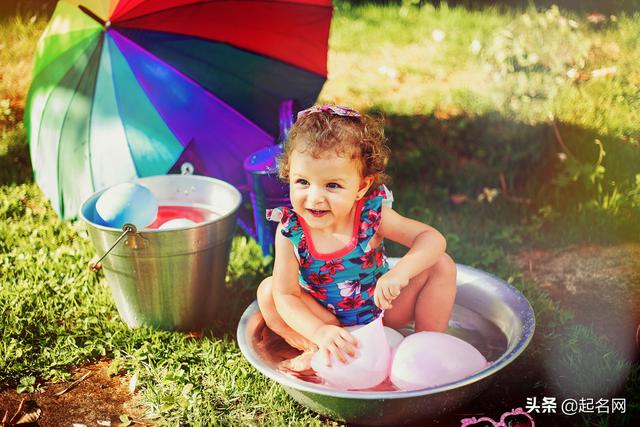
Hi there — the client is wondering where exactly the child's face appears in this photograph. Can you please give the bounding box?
[289,148,372,231]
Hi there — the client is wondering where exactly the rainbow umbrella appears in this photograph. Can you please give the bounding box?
[26,0,331,218]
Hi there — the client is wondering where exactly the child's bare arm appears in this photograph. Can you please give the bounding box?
[374,206,447,309]
[271,224,357,363]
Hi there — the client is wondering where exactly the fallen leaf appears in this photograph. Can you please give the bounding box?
[14,401,42,425]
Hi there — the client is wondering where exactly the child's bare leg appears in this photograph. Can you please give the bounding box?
[257,276,339,351]
[383,253,457,332]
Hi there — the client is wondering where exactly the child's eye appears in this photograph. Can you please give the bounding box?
[295,179,309,186]
[326,183,342,189]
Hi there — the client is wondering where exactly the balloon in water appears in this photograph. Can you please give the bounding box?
[384,326,405,371]
[159,218,197,230]
[95,183,157,229]
[390,331,488,390]
[311,316,390,390]
[384,326,404,351]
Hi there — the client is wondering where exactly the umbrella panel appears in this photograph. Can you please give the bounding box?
[118,28,325,136]
[58,38,104,216]
[29,35,101,215]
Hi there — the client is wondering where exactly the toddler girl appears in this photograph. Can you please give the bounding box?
[257,104,457,366]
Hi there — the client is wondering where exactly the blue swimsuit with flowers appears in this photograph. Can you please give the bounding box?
[267,185,393,326]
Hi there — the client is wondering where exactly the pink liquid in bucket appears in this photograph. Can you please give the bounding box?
[147,205,220,229]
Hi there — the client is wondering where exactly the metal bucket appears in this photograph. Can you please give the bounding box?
[237,262,535,425]
[80,174,241,331]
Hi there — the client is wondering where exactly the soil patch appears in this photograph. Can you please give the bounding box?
[513,242,640,362]
[0,360,149,427]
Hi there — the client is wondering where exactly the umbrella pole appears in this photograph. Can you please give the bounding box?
[78,5,107,27]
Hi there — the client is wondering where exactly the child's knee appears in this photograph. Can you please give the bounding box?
[435,253,457,279]
[256,276,274,304]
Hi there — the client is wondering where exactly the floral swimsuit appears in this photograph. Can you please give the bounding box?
[267,185,393,326]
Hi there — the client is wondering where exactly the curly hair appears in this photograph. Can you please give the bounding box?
[278,110,390,188]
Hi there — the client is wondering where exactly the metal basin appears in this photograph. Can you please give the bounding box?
[237,262,535,425]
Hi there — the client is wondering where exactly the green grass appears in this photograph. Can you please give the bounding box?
[325,2,640,246]
[1,1,639,425]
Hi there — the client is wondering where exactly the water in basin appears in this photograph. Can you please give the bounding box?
[255,302,509,391]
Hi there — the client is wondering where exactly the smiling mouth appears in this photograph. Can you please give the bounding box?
[307,208,329,217]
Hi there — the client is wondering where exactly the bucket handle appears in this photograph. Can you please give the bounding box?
[89,224,137,272]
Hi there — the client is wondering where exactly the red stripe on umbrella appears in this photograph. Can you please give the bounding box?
[111,0,332,75]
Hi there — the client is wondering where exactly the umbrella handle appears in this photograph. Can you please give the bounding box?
[89,224,137,272]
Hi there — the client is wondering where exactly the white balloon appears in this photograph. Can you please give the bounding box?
[311,316,390,390]
[159,218,197,230]
[390,331,488,390]
[96,183,157,229]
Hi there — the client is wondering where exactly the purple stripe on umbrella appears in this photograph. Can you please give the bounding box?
[109,30,274,188]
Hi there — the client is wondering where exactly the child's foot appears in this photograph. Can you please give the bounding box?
[279,351,314,373]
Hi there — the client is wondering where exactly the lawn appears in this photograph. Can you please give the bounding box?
[1,1,639,425]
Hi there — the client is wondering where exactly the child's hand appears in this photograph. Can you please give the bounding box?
[374,270,410,310]
[311,324,358,366]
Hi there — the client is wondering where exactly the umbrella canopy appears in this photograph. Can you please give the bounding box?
[26,0,331,218]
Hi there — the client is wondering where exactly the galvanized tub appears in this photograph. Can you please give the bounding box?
[237,263,535,425]
[80,175,241,331]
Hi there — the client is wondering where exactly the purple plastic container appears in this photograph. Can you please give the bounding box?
[243,146,290,255]
[242,100,297,254]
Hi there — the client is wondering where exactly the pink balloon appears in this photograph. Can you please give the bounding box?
[384,326,404,351]
[311,316,390,390]
[390,331,488,390]
[384,326,404,372]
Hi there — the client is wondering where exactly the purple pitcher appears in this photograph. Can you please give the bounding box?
[243,100,297,254]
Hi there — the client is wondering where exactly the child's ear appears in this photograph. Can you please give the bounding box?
[356,176,374,200]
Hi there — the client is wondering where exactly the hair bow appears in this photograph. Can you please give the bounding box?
[297,104,361,120]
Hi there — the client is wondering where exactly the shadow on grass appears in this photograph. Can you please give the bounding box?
[0,128,33,185]
[379,111,640,247]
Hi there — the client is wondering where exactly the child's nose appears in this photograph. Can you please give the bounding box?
[308,185,325,204]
